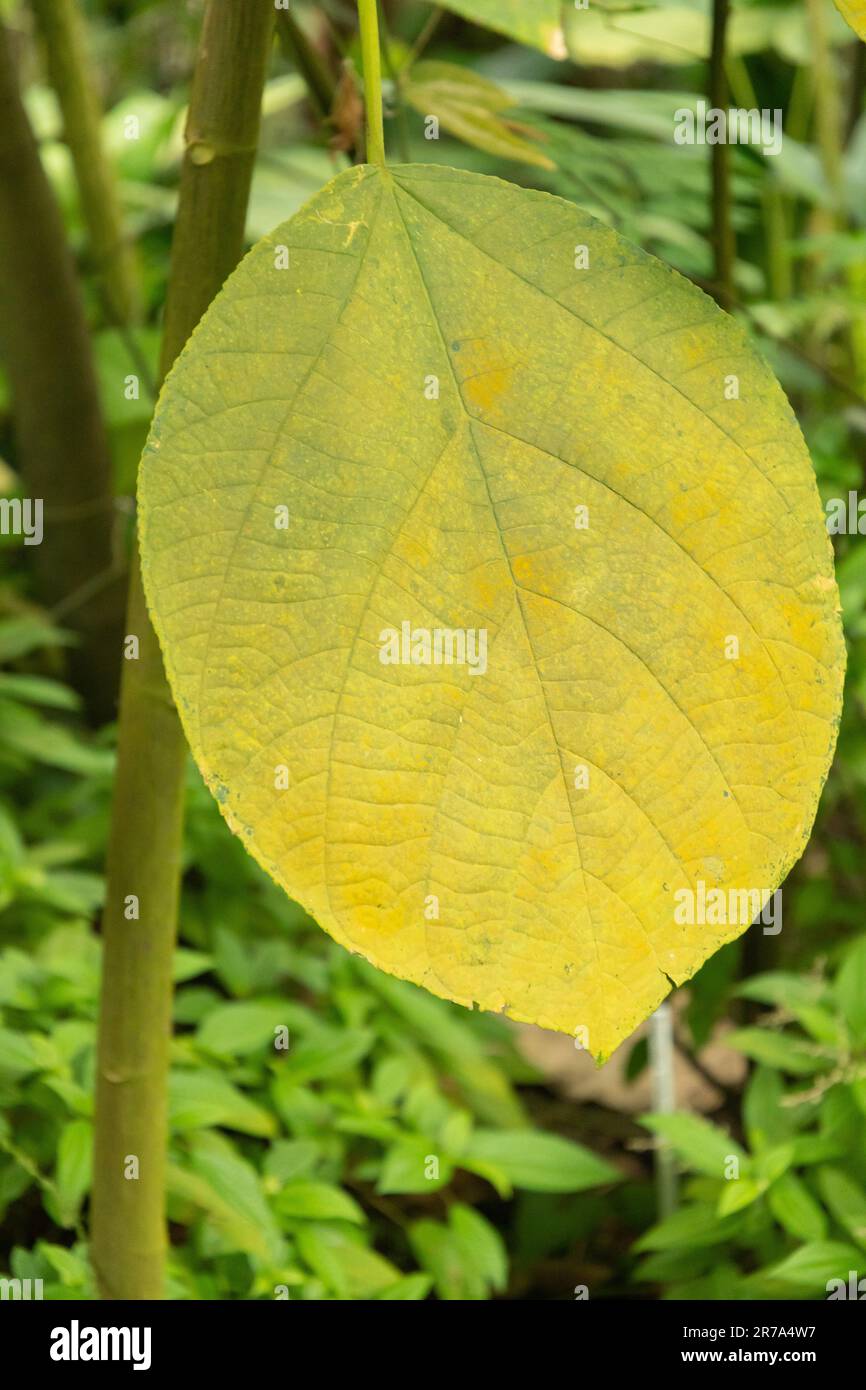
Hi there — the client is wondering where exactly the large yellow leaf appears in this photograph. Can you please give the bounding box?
[139,164,844,1061]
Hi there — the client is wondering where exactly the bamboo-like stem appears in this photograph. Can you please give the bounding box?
[91,0,274,1301]
[0,21,122,721]
[29,0,141,326]
[358,0,386,165]
[709,0,734,313]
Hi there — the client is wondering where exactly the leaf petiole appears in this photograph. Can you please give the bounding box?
[358,0,386,165]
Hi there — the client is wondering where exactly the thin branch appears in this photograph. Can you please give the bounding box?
[0,19,123,721]
[29,0,142,326]
[276,8,337,120]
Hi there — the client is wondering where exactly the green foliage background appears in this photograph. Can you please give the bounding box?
[2,0,866,1300]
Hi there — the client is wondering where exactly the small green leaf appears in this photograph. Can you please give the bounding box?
[836,937,866,1042]
[0,1028,43,1079]
[636,1246,715,1283]
[817,1166,866,1250]
[716,1176,765,1216]
[736,971,829,1010]
[450,1203,507,1291]
[642,1112,749,1179]
[168,1069,276,1137]
[402,1081,453,1136]
[378,1137,454,1194]
[173,949,213,983]
[184,1131,283,1263]
[356,964,526,1127]
[725,1028,829,1076]
[282,1028,375,1085]
[462,1129,619,1193]
[296,1223,400,1299]
[752,1141,795,1185]
[375,1272,433,1300]
[0,673,79,709]
[790,1005,843,1047]
[409,1203,507,1299]
[0,616,70,663]
[439,1107,473,1157]
[743,1066,794,1150]
[1,708,113,775]
[789,1134,843,1166]
[767,1241,862,1290]
[409,1218,481,1300]
[736,971,841,1043]
[767,1172,827,1242]
[167,1162,275,1262]
[270,1076,332,1135]
[196,999,290,1057]
[264,1139,321,1185]
[635,1203,743,1253]
[275,1180,365,1224]
[40,1242,90,1288]
[53,1120,93,1227]
[371,1054,412,1106]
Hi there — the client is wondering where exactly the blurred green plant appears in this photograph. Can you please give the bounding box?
[636,943,866,1299]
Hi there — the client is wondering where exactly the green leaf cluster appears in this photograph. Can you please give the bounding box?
[635,943,866,1298]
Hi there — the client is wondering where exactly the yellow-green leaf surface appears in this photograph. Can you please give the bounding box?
[439,1,567,57]
[833,0,866,40]
[139,164,844,1061]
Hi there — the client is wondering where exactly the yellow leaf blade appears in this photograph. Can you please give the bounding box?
[140,164,844,1060]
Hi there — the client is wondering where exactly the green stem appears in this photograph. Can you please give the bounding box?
[0,20,122,721]
[29,0,141,326]
[786,63,814,147]
[358,0,385,165]
[709,0,734,314]
[408,5,444,66]
[762,180,792,305]
[90,0,274,1301]
[276,8,337,121]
